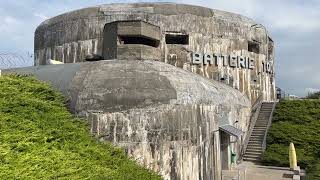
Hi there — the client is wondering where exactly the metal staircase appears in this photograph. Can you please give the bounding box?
[243,102,276,162]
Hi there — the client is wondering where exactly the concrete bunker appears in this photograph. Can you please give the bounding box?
[29,2,277,179]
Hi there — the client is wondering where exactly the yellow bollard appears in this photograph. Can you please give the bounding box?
[289,142,297,170]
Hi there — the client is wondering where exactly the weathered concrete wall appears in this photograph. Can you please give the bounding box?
[3,60,251,180]
[34,3,276,103]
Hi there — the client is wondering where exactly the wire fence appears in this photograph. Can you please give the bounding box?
[0,52,33,70]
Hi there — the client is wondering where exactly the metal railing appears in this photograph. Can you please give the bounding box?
[240,95,263,160]
[262,102,276,152]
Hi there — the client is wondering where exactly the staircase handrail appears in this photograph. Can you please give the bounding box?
[262,102,276,152]
[252,95,263,112]
[240,95,263,159]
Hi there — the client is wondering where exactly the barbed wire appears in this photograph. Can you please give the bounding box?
[0,52,33,70]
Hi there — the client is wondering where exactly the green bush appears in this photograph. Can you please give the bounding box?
[0,75,161,179]
[262,100,320,179]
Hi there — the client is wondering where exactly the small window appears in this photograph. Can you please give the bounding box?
[165,34,189,45]
[119,35,159,47]
[248,41,260,53]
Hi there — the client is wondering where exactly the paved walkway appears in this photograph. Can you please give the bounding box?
[222,161,295,180]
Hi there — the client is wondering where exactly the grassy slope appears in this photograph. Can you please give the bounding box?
[262,100,320,179]
[0,75,161,179]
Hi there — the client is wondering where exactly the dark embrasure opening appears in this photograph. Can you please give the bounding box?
[165,34,189,45]
[119,35,159,47]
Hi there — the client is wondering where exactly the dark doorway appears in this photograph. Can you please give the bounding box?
[220,131,230,170]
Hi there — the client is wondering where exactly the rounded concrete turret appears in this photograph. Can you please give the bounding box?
[34,3,276,103]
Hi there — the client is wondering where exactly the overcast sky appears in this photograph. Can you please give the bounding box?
[0,0,319,97]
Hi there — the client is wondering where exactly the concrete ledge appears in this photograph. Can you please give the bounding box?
[292,174,300,180]
[293,166,300,175]
[117,21,161,41]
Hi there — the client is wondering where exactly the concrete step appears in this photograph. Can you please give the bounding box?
[247,145,262,149]
[247,143,262,147]
[251,132,265,136]
[250,134,264,137]
[250,134,263,137]
[257,116,270,119]
[255,122,268,124]
[248,143,262,147]
[244,151,263,156]
[253,127,267,129]
[249,138,264,142]
[255,123,268,125]
[252,128,266,131]
[243,154,261,159]
[249,139,263,142]
[255,123,268,126]
[251,130,265,133]
[254,126,268,129]
[255,124,268,126]
[252,131,266,134]
[253,129,267,132]
[253,130,267,132]
[249,139,263,143]
[246,145,262,149]
[245,148,263,153]
[256,118,269,120]
[257,114,270,116]
[250,135,264,138]
[257,117,270,120]
[256,119,269,121]
[243,157,261,162]
[262,103,274,105]
[246,148,262,153]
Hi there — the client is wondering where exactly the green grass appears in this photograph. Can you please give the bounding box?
[262,100,320,179]
[0,75,162,179]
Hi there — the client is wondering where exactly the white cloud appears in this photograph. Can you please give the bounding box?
[3,16,19,24]
[33,13,48,20]
[0,16,21,34]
